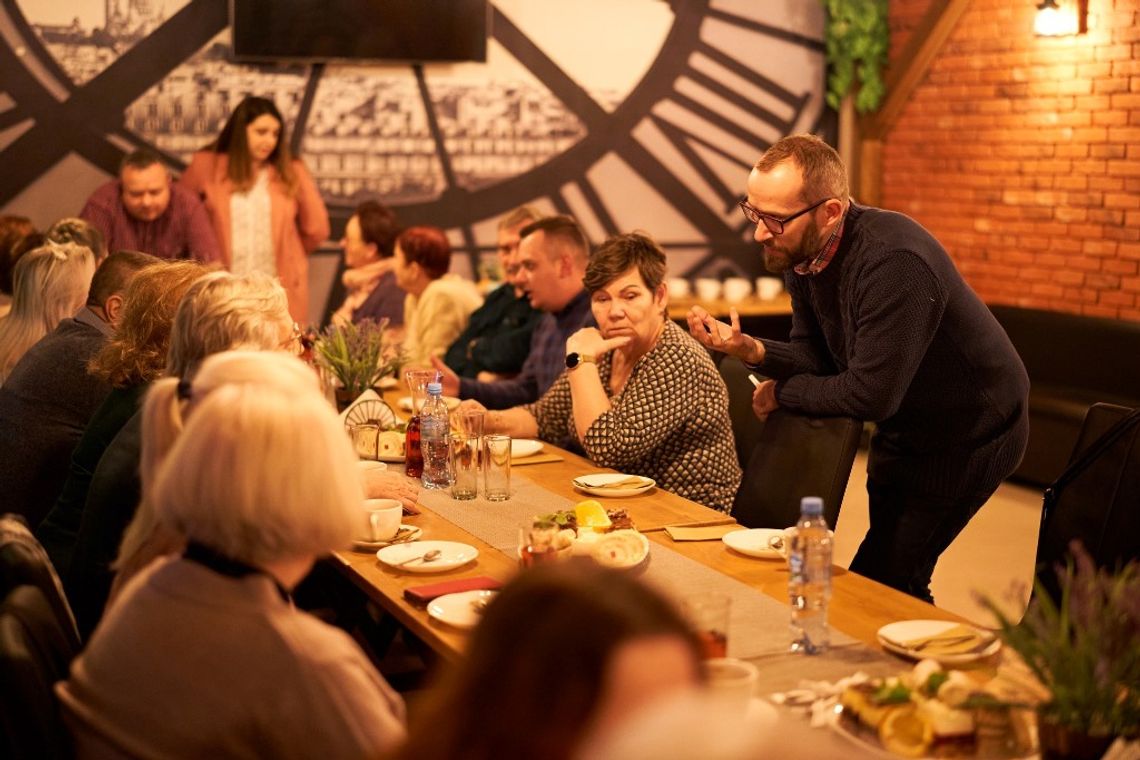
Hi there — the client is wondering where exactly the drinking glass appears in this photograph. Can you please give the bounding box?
[403,368,439,415]
[518,522,559,568]
[682,593,731,659]
[483,434,511,501]
[451,432,480,500]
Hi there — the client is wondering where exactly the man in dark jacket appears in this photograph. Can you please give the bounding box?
[0,250,158,525]
[689,134,1029,603]
[443,206,543,379]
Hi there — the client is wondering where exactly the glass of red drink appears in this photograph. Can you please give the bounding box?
[682,593,731,659]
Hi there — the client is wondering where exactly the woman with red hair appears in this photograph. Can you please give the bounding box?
[393,226,481,367]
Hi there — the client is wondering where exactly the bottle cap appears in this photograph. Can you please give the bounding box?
[427,382,442,395]
[800,496,823,516]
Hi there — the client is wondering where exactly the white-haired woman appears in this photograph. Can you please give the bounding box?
[0,241,95,383]
[58,362,406,758]
[65,273,417,636]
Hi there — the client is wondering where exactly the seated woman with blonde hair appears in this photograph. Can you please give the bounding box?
[0,241,96,384]
[462,232,741,512]
[58,357,406,758]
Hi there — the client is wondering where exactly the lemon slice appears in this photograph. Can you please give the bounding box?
[878,705,933,758]
[574,499,611,532]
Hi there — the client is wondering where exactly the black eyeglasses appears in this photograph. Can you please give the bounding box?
[738,197,829,235]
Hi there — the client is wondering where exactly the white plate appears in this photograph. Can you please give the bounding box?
[572,473,656,497]
[428,589,497,629]
[356,460,388,472]
[376,376,398,389]
[376,540,479,573]
[721,528,786,560]
[510,439,543,458]
[352,524,421,551]
[397,395,461,412]
[829,703,1034,760]
[877,619,1001,665]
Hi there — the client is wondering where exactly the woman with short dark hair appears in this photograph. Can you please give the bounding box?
[468,231,741,511]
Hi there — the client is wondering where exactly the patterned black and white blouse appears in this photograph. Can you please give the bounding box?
[527,320,741,512]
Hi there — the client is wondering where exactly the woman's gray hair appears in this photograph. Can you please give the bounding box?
[151,379,362,565]
[166,271,291,379]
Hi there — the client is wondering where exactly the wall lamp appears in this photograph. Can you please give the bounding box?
[1034,0,1088,36]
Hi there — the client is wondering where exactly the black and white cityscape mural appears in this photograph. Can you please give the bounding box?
[0,0,830,289]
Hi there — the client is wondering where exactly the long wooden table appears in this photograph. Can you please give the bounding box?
[332,437,961,662]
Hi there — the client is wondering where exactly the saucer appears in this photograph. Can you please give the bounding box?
[376,540,478,573]
[352,524,421,551]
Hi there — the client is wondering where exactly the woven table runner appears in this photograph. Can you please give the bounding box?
[420,475,873,663]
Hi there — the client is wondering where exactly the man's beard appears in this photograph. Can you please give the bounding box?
[761,220,821,274]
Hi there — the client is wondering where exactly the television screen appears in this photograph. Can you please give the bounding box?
[231,0,488,63]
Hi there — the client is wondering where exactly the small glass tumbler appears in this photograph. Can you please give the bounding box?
[451,432,480,500]
[483,434,511,501]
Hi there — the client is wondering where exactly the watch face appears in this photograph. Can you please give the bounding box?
[2,0,830,281]
[565,352,580,369]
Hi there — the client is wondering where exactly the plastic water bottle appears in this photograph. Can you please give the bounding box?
[788,496,832,654]
[420,382,453,489]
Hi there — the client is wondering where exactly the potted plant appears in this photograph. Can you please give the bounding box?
[313,318,402,411]
[981,541,1140,760]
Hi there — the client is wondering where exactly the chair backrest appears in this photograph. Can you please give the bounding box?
[0,584,79,759]
[719,358,862,530]
[1035,403,1140,602]
[718,357,766,470]
[0,514,81,652]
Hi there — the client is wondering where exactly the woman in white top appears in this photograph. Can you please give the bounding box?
[181,96,329,324]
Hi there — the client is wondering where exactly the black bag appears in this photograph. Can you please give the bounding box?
[1035,403,1140,602]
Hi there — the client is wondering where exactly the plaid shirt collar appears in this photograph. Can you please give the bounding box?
[794,209,846,276]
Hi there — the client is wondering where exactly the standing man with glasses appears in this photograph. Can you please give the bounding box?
[688,133,1029,603]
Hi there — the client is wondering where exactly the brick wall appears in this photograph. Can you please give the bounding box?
[881,0,1140,320]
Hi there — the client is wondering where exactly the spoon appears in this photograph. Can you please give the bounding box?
[394,548,442,567]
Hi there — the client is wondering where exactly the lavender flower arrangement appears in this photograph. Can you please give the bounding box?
[981,541,1140,738]
[313,318,402,400]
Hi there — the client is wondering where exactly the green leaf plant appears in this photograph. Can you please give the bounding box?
[822,0,890,114]
[979,541,1140,738]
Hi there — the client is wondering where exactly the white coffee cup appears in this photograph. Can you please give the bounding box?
[722,277,752,304]
[756,277,783,301]
[704,657,759,714]
[362,498,402,541]
[694,278,721,302]
[666,277,691,298]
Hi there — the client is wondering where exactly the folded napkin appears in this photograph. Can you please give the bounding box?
[664,523,740,541]
[338,389,382,423]
[895,624,994,655]
[575,475,651,490]
[403,575,503,605]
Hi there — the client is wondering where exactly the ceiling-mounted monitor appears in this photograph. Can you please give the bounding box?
[230,0,488,63]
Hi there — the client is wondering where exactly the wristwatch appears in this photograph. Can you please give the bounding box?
[565,352,596,369]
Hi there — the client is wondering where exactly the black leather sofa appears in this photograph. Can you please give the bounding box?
[989,305,1140,488]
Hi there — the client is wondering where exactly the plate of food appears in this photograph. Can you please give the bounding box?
[428,589,497,629]
[397,395,461,412]
[833,659,1037,759]
[721,528,788,559]
[877,620,1001,665]
[572,473,655,497]
[528,502,649,570]
[510,439,544,458]
[376,540,479,573]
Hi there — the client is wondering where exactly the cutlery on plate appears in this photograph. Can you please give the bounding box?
[575,475,647,489]
[394,548,442,567]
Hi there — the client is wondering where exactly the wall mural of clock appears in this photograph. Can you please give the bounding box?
[0,0,830,308]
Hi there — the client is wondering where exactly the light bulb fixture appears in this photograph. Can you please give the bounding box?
[1034,0,1088,37]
